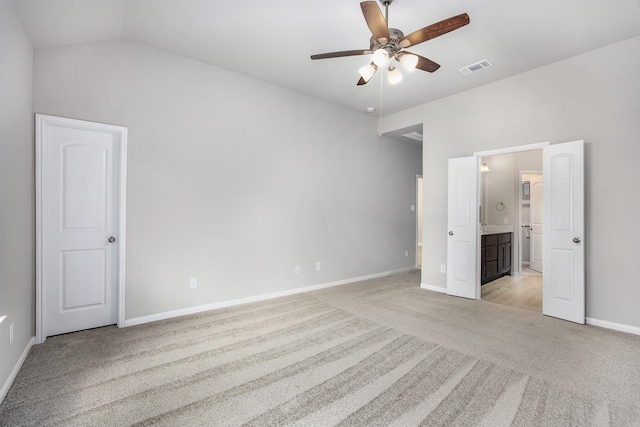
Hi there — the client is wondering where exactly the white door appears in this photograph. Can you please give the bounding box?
[416,175,423,269]
[542,140,585,324]
[446,157,478,299]
[529,174,544,272]
[37,114,127,340]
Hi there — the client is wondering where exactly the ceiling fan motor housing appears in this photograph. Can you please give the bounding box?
[370,28,404,56]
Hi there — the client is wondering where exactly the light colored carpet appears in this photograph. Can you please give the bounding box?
[1,270,639,426]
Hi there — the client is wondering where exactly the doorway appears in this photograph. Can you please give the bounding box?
[36,115,128,343]
[447,140,585,323]
[478,151,543,312]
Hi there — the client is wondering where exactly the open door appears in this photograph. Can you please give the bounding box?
[447,156,478,299]
[542,140,585,324]
[529,174,544,272]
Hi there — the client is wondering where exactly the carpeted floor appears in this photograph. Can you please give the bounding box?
[1,270,639,426]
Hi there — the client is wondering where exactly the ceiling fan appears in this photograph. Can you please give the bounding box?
[311,0,469,86]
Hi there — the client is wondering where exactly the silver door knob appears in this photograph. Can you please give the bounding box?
[573,237,581,244]
[108,236,116,243]
[448,231,454,236]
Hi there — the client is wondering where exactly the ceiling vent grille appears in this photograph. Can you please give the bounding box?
[459,59,492,75]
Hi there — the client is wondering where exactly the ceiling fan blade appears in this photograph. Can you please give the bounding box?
[360,1,390,43]
[410,53,441,73]
[311,49,371,60]
[399,13,470,48]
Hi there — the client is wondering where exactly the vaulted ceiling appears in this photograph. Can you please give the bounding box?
[11,0,640,115]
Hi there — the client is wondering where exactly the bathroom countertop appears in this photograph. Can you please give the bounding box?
[481,225,514,235]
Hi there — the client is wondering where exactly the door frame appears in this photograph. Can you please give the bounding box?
[473,142,550,299]
[35,114,128,344]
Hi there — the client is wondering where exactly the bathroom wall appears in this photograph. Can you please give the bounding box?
[482,150,542,273]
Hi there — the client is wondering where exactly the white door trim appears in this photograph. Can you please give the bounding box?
[474,141,550,157]
[35,114,128,344]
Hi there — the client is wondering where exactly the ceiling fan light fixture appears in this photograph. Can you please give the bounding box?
[372,48,389,67]
[399,53,418,71]
[359,62,378,83]
[387,66,402,84]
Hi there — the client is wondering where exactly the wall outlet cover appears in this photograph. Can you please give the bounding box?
[190,277,198,289]
[440,265,446,273]
[294,265,301,274]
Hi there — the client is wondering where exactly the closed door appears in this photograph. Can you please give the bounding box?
[37,115,127,339]
[529,174,543,272]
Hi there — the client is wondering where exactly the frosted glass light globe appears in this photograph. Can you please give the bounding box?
[388,66,403,85]
[358,62,378,82]
[400,53,418,71]
[372,49,389,67]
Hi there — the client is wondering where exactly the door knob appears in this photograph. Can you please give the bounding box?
[448,231,454,236]
[108,236,116,243]
[573,237,581,244]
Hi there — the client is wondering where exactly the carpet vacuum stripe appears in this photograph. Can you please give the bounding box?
[3,308,353,411]
[2,271,639,426]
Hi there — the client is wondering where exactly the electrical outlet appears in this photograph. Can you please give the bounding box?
[504,217,509,224]
[440,265,446,274]
[410,205,416,212]
[190,277,198,289]
[9,323,14,344]
[315,262,321,271]
[405,250,409,258]
[294,265,301,274]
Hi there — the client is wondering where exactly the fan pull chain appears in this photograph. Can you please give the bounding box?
[377,67,384,136]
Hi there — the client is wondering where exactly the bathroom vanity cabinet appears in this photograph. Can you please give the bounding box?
[481,232,512,285]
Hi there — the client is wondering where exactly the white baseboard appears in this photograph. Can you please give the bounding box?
[586,317,640,336]
[0,336,35,405]
[124,267,417,327]
[420,283,447,293]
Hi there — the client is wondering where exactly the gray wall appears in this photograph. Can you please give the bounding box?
[34,40,422,320]
[0,0,35,396]
[382,36,640,328]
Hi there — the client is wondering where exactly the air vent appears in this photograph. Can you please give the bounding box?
[401,131,423,142]
[459,59,492,75]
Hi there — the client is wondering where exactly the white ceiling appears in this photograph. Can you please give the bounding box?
[11,0,640,115]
